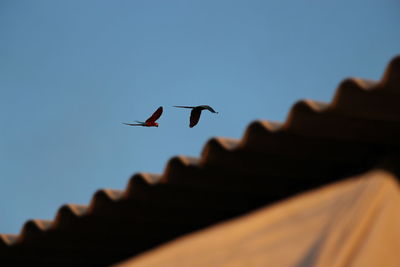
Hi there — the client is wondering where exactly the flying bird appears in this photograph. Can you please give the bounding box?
[173,105,218,128]
[122,106,163,127]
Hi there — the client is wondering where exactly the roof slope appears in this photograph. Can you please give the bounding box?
[0,56,399,266]
[117,170,400,267]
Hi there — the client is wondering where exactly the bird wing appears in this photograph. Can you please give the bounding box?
[145,106,163,123]
[189,108,202,128]
[173,105,195,109]
[122,122,144,126]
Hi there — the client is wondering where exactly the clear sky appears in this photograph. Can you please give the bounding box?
[0,1,399,234]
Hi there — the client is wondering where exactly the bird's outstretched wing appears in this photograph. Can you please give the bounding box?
[145,106,163,123]
[190,109,202,128]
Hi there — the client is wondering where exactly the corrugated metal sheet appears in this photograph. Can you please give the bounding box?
[0,56,399,266]
[116,170,400,267]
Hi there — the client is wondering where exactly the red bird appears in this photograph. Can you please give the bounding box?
[173,105,218,128]
[122,106,163,127]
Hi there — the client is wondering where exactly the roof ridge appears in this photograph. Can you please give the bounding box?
[380,55,400,91]
[88,189,125,214]
[162,156,200,183]
[18,219,52,243]
[200,137,240,166]
[53,204,88,229]
[0,234,18,247]
[125,173,162,199]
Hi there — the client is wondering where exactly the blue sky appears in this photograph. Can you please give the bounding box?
[0,0,399,234]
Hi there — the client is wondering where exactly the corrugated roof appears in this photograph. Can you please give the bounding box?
[0,55,399,266]
[116,169,400,267]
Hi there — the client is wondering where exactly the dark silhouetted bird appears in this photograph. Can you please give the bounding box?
[122,106,163,127]
[173,105,218,128]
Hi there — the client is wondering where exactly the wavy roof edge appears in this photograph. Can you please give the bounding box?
[1,55,399,247]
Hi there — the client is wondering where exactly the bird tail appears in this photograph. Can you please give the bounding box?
[173,105,195,109]
[122,122,144,126]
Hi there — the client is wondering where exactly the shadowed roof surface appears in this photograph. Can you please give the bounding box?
[0,56,399,266]
[117,170,400,267]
